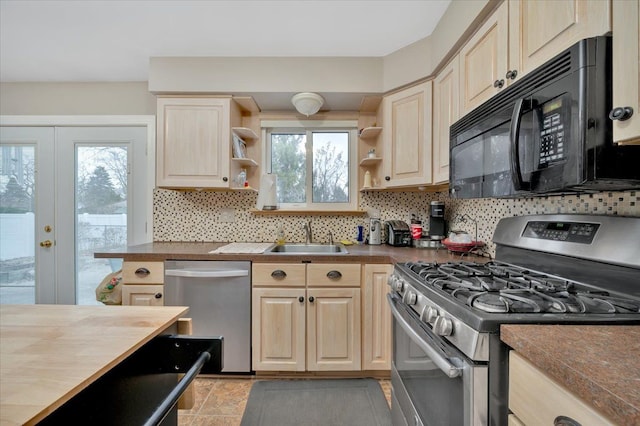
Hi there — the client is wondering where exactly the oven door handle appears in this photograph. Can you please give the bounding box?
[387,294,462,378]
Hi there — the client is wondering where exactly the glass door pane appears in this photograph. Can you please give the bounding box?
[0,145,36,304]
[76,146,128,305]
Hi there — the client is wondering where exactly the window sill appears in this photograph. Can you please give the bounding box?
[250,209,367,216]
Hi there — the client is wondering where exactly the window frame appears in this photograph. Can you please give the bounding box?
[263,120,358,211]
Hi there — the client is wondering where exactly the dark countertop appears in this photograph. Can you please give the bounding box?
[501,324,640,426]
[94,241,485,264]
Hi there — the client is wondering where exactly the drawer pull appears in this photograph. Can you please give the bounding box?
[326,270,342,280]
[298,296,304,303]
[155,293,163,299]
[135,267,151,277]
[271,270,287,280]
[554,416,581,426]
[309,296,315,303]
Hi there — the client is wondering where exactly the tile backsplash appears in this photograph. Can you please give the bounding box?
[154,189,638,257]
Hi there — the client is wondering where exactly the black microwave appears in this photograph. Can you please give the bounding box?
[449,36,640,199]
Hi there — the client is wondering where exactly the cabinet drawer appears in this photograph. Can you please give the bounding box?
[509,351,614,426]
[307,264,361,287]
[122,285,164,306]
[122,262,164,284]
[252,263,306,287]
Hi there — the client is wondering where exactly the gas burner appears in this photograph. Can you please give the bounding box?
[399,260,640,315]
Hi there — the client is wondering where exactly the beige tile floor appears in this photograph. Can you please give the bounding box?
[178,377,392,426]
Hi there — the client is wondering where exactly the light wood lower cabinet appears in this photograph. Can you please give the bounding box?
[122,284,164,306]
[362,264,392,370]
[121,261,165,306]
[252,287,306,371]
[509,351,614,425]
[252,263,361,372]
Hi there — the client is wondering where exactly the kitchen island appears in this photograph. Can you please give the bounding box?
[0,304,189,426]
[501,324,640,426]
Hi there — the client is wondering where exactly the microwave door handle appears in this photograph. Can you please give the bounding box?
[510,98,531,191]
[387,294,462,378]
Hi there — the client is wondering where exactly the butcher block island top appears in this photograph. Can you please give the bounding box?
[0,304,188,426]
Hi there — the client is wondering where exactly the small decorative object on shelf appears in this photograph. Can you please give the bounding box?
[368,148,376,158]
[232,134,247,158]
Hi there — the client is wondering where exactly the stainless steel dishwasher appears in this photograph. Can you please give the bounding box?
[164,260,251,373]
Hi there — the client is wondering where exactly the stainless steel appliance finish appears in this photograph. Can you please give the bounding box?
[449,36,640,199]
[386,220,411,247]
[164,260,252,373]
[388,214,640,425]
[369,217,382,245]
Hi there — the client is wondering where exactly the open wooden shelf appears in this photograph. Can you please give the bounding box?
[231,158,259,167]
[358,127,382,139]
[359,157,382,166]
[232,127,259,140]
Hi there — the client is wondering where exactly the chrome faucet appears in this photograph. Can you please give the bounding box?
[303,220,313,244]
[328,230,334,245]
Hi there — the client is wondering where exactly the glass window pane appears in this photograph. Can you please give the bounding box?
[0,145,35,304]
[312,132,349,203]
[76,146,127,305]
[271,133,306,203]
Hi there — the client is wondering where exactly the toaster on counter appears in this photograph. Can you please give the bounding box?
[385,220,411,247]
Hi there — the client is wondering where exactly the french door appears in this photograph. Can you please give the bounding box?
[0,124,151,304]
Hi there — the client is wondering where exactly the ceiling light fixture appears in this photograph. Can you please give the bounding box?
[291,92,324,116]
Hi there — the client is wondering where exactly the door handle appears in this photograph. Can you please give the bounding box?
[39,240,53,248]
[509,98,532,191]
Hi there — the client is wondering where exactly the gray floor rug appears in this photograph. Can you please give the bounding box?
[240,379,391,426]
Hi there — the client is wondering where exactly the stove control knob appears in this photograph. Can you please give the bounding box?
[387,275,396,287]
[404,291,417,305]
[421,306,439,324]
[393,278,405,292]
[434,316,453,337]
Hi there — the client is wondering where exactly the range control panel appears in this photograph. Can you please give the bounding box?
[522,221,600,243]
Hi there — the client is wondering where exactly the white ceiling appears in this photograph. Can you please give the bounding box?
[0,0,451,83]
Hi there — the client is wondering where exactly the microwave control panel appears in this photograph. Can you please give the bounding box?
[538,98,567,165]
[523,221,600,243]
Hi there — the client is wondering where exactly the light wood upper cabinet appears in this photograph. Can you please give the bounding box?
[382,82,433,187]
[611,0,640,145]
[432,55,460,184]
[362,264,392,371]
[156,96,238,189]
[508,0,611,82]
[460,1,509,114]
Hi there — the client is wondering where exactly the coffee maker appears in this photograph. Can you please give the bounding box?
[428,201,446,240]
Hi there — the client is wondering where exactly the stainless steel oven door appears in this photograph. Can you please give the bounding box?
[388,293,488,426]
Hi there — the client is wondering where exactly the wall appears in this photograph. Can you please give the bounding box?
[0,82,155,115]
[153,188,639,257]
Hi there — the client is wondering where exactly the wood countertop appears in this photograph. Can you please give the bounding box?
[0,304,189,426]
[501,324,640,426]
[94,241,487,263]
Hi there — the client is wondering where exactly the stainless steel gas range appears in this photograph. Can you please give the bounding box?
[388,214,640,426]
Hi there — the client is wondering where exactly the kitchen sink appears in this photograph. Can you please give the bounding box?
[266,243,349,255]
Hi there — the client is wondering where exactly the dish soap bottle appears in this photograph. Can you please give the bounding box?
[276,227,286,245]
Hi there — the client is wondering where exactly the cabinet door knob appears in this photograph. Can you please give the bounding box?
[309,296,315,303]
[326,270,342,280]
[493,79,505,88]
[505,69,518,80]
[609,106,634,121]
[298,296,304,303]
[154,293,162,299]
[135,268,150,277]
[222,176,228,182]
[385,176,391,181]
[271,270,287,280]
